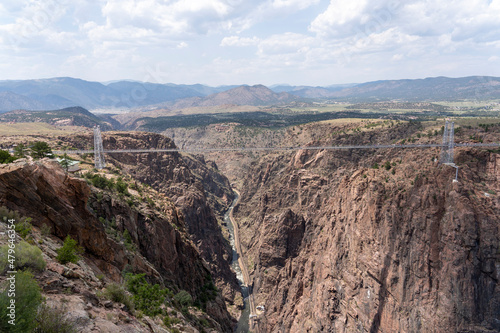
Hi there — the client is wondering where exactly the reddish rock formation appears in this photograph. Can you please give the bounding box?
[0,156,235,331]
[95,132,240,307]
[0,160,114,262]
[235,132,500,332]
[59,132,240,310]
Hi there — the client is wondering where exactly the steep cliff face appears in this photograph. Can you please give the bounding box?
[235,130,500,332]
[0,156,235,331]
[88,188,234,331]
[97,132,240,309]
[0,160,121,273]
[60,131,240,308]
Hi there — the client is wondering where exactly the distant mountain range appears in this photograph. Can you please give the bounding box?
[167,84,297,109]
[0,77,232,112]
[0,76,499,112]
[0,106,112,129]
[330,76,500,101]
[270,83,359,98]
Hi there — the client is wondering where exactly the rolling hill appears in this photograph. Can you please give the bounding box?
[329,76,500,101]
[170,84,298,109]
[0,106,112,129]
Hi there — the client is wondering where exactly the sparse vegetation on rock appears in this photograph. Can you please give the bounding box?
[0,271,42,332]
[0,241,46,273]
[0,150,15,164]
[33,303,78,333]
[103,283,134,312]
[56,235,82,264]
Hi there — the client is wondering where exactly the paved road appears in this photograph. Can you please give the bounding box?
[229,189,259,333]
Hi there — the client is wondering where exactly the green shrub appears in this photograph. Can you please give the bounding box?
[0,206,20,222]
[195,280,218,310]
[0,150,15,164]
[90,174,111,189]
[0,241,46,273]
[40,224,51,237]
[56,236,83,264]
[163,315,172,327]
[199,318,210,327]
[0,208,32,239]
[115,180,129,195]
[33,303,77,333]
[59,153,71,172]
[30,141,52,159]
[372,163,379,169]
[384,161,391,170]
[123,230,136,252]
[123,230,132,244]
[125,273,171,317]
[104,283,134,311]
[15,218,32,239]
[174,290,192,307]
[13,144,27,158]
[0,271,42,332]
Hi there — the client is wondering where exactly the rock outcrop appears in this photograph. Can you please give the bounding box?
[93,132,240,308]
[58,132,240,310]
[0,155,235,331]
[0,160,119,271]
[235,128,500,332]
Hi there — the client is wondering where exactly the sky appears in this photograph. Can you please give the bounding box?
[0,0,499,86]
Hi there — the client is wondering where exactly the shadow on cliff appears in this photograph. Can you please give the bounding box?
[369,223,396,333]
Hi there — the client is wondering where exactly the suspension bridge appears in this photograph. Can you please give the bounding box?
[54,122,499,180]
[54,121,496,329]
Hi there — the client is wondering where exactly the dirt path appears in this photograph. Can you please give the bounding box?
[229,189,259,332]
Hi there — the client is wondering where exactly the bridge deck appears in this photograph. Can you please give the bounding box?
[53,142,499,155]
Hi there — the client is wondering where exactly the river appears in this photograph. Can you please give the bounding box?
[224,193,251,333]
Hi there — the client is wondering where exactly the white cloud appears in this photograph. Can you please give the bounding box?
[220,35,260,46]
[99,0,240,37]
[311,0,500,42]
[0,0,500,85]
[257,32,314,55]
[271,0,321,10]
[309,0,370,36]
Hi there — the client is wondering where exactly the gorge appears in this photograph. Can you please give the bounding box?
[0,117,498,333]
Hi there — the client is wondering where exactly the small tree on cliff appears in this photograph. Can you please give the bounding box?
[56,236,83,264]
[0,150,14,164]
[59,153,70,172]
[30,141,52,159]
[13,143,27,158]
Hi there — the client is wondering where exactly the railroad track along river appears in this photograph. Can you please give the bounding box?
[229,189,259,333]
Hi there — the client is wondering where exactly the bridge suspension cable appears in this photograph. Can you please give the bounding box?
[53,142,498,156]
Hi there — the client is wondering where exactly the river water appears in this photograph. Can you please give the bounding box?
[224,193,250,333]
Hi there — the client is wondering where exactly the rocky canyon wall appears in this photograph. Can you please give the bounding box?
[235,134,500,332]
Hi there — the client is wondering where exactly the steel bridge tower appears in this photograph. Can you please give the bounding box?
[440,120,455,164]
[440,120,458,182]
[93,125,106,169]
